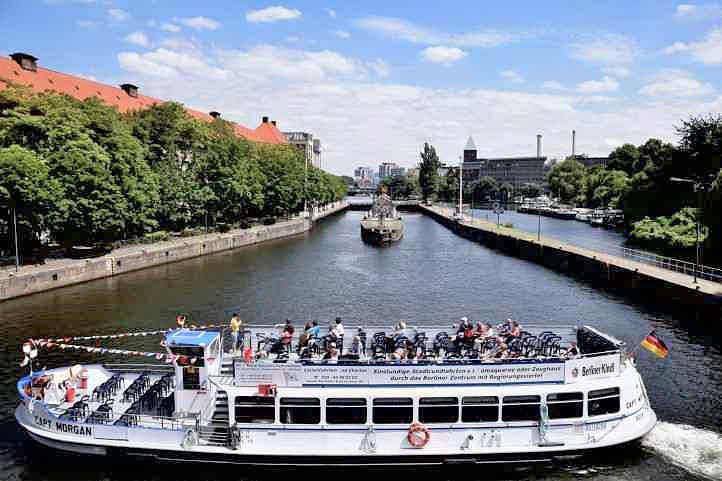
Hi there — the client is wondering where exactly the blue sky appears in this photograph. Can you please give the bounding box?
[2,1,722,175]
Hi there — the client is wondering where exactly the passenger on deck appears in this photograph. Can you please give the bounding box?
[308,320,321,337]
[323,325,338,351]
[483,342,509,360]
[564,341,580,358]
[334,317,345,337]
[230,313,242,353]
[322,342,339,360]
[298,322,312,352]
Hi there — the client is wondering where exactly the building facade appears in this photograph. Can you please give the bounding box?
[461,136,545,189]
[378,162,398,178]
[389,166,406,177]
[354,166,374,180]
[283,132,322,167]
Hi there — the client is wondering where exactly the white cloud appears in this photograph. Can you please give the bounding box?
[575,76,619,93]
[326,8,337,18]
[118,52,178,78]
[335,30,351,39]
[500,69,525,84]
[422,46,468,64]
[357,16,517,48]
[246,6,302,23]
[368,58,391,77]
[160,37,196,51]
[663,28,722,64]
[674,3,722,18]
[114,39,722,176]
[125,32,151,48]
[77,20,96,28]
[639,69,715,97]
[542,80,566,90]
[178,16,220,31]
[160,22,181,33]
[570,33,638,67]
[107,8,130,23]
[601,66,632,78]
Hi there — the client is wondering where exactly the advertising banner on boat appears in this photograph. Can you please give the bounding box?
[564,353,620,383]
[234,360,565,386]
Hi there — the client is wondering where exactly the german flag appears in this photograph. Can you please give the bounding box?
[640,331,669,358]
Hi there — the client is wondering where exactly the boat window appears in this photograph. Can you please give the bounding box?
[373,398,413,424]
[326,398,367,424]
[502,395,541,422]
[462,396,499,422]
[419,397,458,423]
[546,392,583,419]
[234,396,275,424]
[588,387,620,416]
[280,397,320,424]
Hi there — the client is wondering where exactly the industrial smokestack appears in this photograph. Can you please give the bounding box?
[572,130,576,158]
[536,134,542,159]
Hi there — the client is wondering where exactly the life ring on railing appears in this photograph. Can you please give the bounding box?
[176,315,187,328]
[407,422,430,448]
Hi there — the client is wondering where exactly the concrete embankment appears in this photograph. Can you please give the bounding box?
[419,204,722,313]
[0,201,347,301]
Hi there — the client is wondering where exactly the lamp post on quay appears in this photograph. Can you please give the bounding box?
[670,175,715,283]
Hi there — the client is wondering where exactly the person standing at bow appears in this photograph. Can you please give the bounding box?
[230,313,242,354]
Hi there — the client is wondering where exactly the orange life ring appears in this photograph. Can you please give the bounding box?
[407,422,430,448]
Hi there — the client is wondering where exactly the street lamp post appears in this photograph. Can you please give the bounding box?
[670,176,714,283]
[12,205,19,272]
[458,155,463,217]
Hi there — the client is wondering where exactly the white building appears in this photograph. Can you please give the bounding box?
[284,132,322,168]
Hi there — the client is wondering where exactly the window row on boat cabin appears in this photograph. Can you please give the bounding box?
[231,387,622,425]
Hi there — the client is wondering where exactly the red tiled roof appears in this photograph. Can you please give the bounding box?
[0,56,286,145]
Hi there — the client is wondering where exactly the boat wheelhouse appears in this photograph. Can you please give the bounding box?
[15,322,657,465]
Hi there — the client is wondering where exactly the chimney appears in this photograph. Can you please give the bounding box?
[262,116,269,123]
[209,111,221,119]
[536,134,542,159]
[572,130,576,158]
[10,52,38,72]
[120,83,139,98]
[271,120,277,126]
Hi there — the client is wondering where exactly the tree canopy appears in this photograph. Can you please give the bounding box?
[0,85,345,256]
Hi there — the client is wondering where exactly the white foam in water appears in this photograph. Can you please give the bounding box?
[642,422,722,480]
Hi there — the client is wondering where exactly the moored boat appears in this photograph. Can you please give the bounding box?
[15,320,657,466]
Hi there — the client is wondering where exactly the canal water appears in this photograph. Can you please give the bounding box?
[1,210,720,481]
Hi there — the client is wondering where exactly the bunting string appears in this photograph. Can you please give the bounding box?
[21,321,228,367]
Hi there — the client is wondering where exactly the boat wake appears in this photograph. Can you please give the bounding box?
[642,421,722,480]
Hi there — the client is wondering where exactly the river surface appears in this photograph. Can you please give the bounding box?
[1,209,720,480]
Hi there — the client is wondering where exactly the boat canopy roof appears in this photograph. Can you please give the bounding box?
[164,329,219,347]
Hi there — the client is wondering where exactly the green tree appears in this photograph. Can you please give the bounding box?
[607,144,640,176]
[419,142,441,201]
[519,182,541,199]
[546,158,586,204]
[0,146,54,256]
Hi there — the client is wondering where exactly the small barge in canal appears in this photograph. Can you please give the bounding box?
[15,320,657,466]
[360,194,403,246]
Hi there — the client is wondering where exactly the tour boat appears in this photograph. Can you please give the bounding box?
[15,321,657,466]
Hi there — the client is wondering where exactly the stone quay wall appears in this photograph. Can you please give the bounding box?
[0,201,347,301]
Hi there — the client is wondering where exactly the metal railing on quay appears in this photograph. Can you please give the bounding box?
[431,202,722,284]
[104,363,174,374]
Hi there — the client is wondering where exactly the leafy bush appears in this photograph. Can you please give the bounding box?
[262,217,276,225]
[629,207,708,250]
[143,230,169,243]
[217,222,230,233]
[240,220,251,229]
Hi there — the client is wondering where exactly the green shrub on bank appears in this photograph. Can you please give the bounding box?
[629,207,708,251]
